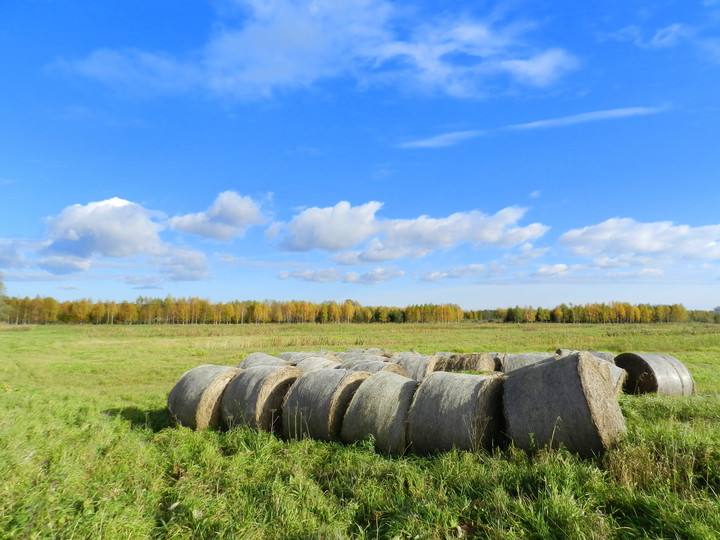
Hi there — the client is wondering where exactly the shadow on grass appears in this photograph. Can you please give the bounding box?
[104,407,171,432]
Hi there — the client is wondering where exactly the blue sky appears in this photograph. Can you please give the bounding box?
[2,0,720,309]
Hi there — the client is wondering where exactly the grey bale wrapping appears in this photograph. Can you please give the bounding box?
[392,353,441,381]
[338,348,393,360]
[167,364,241,430]
[295,356,341,371]
[503,352,626,458]
[406,372,506,454]
[501,353,557,373]
[434,352,496,372]
[221,365,304,432]
[341,371,419,455]
[615,352,695,396]
[347,360,408,377]
[277,351,338,363]
[283,368,370,441]
[238,352,289,369]
[339,355,389,368]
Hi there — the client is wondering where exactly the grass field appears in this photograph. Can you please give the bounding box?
[1,322,719,539]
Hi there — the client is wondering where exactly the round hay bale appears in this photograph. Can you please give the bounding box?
[340,371,419,455]
[503,353,626,458]
[555,351,626,397]
[221,365,304,433]
[295,356,341,371]
[283,369,370,442]
[393,353,441,381]
[339,355,388,368]
[614,352,695,396]
[276,351,338,363]
[347,360,408,377]
[435,352,496,372]
[501,353,557,373]
[486,353,506,371]
[588,350,617,363]
[338,348,393,360]
[167,365,242,430]
[238,352,289,369]
[406,372,506,454]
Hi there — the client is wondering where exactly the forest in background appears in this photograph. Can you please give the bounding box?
[3,295,719,325]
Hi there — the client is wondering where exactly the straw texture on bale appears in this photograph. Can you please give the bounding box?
[167,364,241,430]
[339,355,389,368]
[294,356,341,371]
[347,360,408,376]
[556,349,617,364]
[406,372,506,454]
[392,353,441,381]
[503,353,626,457]
[277,351,338,363]
[221,365,304,432]
[555,351,627,397]
[434,352,496,373]
[485,353,506,371]
[338,348,393,360]
[501,353,557,373]
[341,371,419,455]
[283,369,370,441]
[615,352,695,396]
[238,352,289,369]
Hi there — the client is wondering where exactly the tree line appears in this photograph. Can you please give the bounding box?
[2,295,719,325]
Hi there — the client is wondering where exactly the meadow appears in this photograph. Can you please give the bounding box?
[1,322,719,539]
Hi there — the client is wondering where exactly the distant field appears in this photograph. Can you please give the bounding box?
[1,323,719,538]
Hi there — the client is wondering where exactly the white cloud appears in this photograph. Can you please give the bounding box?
[44,197,165,258]
[534,263,569,276]
[167,190,266,240]
[278,266,403,284]
[62,1,578,100]
[280,201,383,251]
[400,130,485,149]
[421,264,488,282]
[280,202,548,263]
[37,256,92,275]
[158,249,210,281]
[561,217,720,263]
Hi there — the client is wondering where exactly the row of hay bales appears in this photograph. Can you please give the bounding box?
[167,347,695,458]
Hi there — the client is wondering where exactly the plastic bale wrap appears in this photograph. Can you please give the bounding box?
[556,350,627,397]
[294,356,342,371]
[283,368,370,442]
[615,352,695,396]
[501,353,557,373]
[339,355,389,369]
[238,352,290,369]
[503,353,626,458]
[347,360,408,376]
[392,353,441,381]
[167,365,242,430]
[221,365,304,433]
[277,351,338,363]
[341,371,420,455]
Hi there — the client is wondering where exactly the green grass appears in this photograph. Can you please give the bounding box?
[1,323,719,538]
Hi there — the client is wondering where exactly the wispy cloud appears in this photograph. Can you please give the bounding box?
[59,1,578,100]
[278,266,404,285]
[402,106,666,148]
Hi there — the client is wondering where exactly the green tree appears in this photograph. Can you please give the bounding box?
[0,272,8,322]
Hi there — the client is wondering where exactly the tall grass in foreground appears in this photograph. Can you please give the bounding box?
[1,323,719,538]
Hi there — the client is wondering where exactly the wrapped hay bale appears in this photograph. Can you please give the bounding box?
[503,353,626,458]
[277,351,338,363]
[392,353,441,381]
[221,365,304,432]
[341,371,419,455]
[283,369,370,441]
[589,350,617,363]
[295,356,341,371]
[167,364,242,430]
[406,372,506,454]
[238,352,290,369]
[486,353,506,371]
[338,348,393,360]
[347,360,408,377]
[339,355,389,368]
[614,352,695,396]
[434,352,496,372]
[556,350,627,397]
[501,353,557,373]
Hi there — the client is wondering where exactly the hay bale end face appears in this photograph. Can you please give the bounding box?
[167,365,241,430]
[406,372,506,454]
[615,352,695,396]
[221,365,304,433]
[341,371,419,455]
[501,353,557,373]
[555,351,627,397]
[503,353,626,458]
[434,352,496,373]
[392,353,441,381]
[283,369,370,442]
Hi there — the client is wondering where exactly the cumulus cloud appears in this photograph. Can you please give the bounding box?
[534,263,569,276]
[280,201,548,263]
[560,218,720,263]
[421,264,488,282]
[279,266,403,284]
[44,197,164,258]
[62,0,578,99]
[167,190,266,240]
[280,201,383,251]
